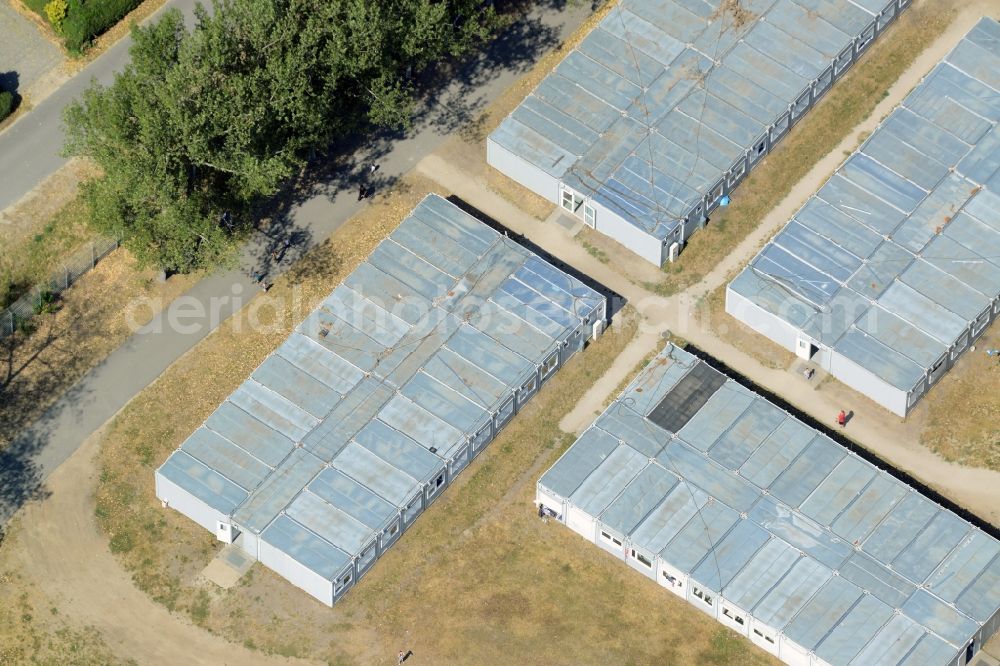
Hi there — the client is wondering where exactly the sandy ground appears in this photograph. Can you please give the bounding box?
[6,424,315,666]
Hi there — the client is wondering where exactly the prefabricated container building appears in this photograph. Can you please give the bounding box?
[487,0,910,265]
[727,17,1000,416]
[156,194,606,605]
[538,344,1000,666]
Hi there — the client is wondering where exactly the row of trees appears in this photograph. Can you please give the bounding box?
[63,0,498,272]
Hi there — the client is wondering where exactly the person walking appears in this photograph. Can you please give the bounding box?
[837,409,847,427]
[398,650,405,664]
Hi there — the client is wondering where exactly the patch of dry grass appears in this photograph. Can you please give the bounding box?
[920,322,1000,471]
[0,167,199,453]
[703,284,794,371]
[0,160,101,304]
[646,0,958,296]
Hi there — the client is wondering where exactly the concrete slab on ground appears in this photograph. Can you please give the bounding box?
[201,544,253,589]
[788,358,827,387]
[546,209,584,235]
[0,2,62,96]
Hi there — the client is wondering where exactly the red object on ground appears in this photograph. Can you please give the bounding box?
[837,410,847,427]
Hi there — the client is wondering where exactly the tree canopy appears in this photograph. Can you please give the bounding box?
[63,0,498,272]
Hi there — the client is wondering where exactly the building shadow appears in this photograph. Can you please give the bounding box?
[445,195,626,323]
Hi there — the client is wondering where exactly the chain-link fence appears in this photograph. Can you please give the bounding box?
[0,237,119,339]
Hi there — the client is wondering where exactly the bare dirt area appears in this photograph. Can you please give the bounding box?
[0,545,134,665]
[0,425,310,666]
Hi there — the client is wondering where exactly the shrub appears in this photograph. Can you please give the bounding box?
[0,91,13,121]
[44,0,68,30]
[62,0,143,54]
[33,290,58,315]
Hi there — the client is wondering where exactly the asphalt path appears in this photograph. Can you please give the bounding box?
[0,0,205,212]
[0,1,593,523]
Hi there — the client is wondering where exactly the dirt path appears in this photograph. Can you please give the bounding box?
[6,425,316,666]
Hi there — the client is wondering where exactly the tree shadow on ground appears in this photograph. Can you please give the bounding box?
[0,70,23,118]
[0,280,126,525]
[246,2,565,270]
[410,8,562,136]
[0,427,55,526]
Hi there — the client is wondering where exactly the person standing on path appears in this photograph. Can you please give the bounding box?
[398,650,405,664]
[837,409,847,427]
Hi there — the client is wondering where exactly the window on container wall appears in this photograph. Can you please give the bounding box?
[630,549,652,568]
[722,607,744,625]
[662,571,681,587]
[601,531,622,547]
[541,353,559,378]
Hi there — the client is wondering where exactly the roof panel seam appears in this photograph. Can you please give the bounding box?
[201,421,281,473]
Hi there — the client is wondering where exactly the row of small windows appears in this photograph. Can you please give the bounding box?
[722,607,744,626]
[600,530,622,547]
[596,530,778,646]
[753,628,775,644]
[692,585,713,607]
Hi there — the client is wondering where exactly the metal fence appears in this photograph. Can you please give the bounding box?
[0,236,119,339]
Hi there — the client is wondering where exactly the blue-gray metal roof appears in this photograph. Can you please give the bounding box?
[157,194,604,582]
[731,18,1000,393]
[489,0,888,240]
[539,344,1000,663]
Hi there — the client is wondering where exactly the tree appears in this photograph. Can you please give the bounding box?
[63,0,498,273]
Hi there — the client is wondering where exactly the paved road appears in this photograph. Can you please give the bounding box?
[0,2,593,523]
[0,2,63,97]
[0,0,201,212]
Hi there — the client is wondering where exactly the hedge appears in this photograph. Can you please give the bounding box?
[63,0,143,52]
[21,0,142,54]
